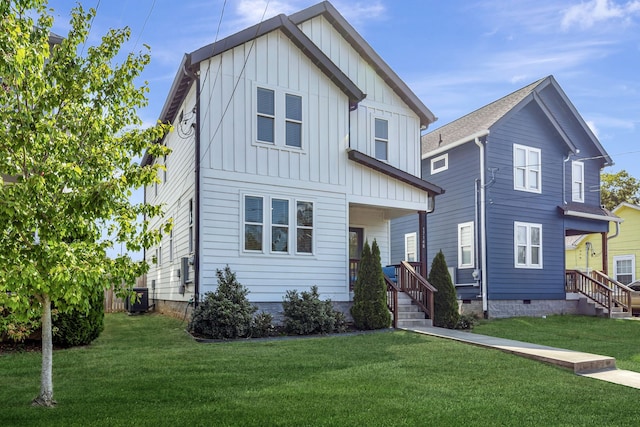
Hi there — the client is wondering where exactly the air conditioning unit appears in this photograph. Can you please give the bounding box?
[126,287,149,314]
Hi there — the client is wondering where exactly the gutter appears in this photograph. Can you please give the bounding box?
[423,129,492,160]
[473,130,490,318]
[183,61,201,306]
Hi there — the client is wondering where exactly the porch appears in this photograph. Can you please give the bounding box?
[565,269,638,318]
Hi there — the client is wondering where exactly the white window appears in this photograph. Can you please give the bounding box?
[296,201,313,254]
[614,255,635,285]
[572,161,584,202]
[158,246,162,266]
[243,195,313,255]
[458,222,474,268]
[168,226,173,262]
[285,94,302,148]
[513,144,541,193]
[256,86,303,148]
[374,118,388,161]
[514,222,542,268]
[431,154,448,174]
[404,232,417,262]
[256,87,275,143]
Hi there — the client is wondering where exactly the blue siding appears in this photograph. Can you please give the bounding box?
[485,101,567,300]
[423,142,481,300]
[390,214,418,265]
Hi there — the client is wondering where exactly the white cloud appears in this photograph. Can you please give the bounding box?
[586,120,600,137]
[561,0,640,30]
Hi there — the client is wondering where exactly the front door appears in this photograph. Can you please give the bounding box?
[349,227,364,290]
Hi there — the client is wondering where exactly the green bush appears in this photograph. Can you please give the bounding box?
[428,250,460,329]
[455,313,479,330]
[251,311,275,338]
[282,286,344,335]
[350,239,390,330]
[188,266,257,339]
[53,287,105,348]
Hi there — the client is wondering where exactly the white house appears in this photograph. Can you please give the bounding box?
[142,1,443,319]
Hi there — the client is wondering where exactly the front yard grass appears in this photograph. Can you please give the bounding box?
[2,313,640,426]
[473,314,640,372]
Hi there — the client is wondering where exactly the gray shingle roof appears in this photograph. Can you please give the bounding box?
[422,77,547,155]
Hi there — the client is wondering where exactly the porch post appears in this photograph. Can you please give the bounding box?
[601,232,608,275]
[419,210,427,277]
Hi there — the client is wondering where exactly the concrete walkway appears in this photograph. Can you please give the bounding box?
[404,325,640,390]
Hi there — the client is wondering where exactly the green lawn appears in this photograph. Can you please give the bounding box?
[2,313,639,426]
[474,315,640,372]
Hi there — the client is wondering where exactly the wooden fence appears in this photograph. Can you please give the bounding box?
[104,276,147,313]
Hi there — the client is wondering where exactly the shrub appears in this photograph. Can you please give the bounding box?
[428,250,460,329]
[282,286,343,335]
[455,313,479,330]
[53,287,105,348]
[350,239,391,330]
[251,311,275,338]
[188,266,257,339]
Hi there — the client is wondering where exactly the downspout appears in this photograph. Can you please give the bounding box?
[184,62,201,306]
[474,131,490,318]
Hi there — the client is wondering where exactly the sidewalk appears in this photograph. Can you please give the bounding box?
[404,325,640,390]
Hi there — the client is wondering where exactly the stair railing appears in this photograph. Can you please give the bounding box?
[589,270,632,315]
[397,261,437,321]
[565,270,632,317]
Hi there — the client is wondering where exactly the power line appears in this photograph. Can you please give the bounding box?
[132,0,157,52]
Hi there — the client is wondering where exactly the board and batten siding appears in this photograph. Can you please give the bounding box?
[297,15,423,178]
[145,84,197,302]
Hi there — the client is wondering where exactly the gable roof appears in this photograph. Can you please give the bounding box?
[158,1,434,130]
[421,76,612,166]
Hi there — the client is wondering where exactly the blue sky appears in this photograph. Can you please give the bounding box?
[46,0,640,177]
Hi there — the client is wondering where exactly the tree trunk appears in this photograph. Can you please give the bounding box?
[33,293,56,407]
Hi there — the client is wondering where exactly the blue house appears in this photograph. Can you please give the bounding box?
[392,76,620,318]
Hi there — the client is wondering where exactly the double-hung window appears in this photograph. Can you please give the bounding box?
[404,232,417,262]
[374,118,389,161]
[613,255,635,285]
[458,222,474,268]
[257,88,275,143]
[572,161,584,202]
[243,195,313,255]
[514,144,541,193]
[256,87,303,148]
[514,222,542,268]
[431,154,448,174]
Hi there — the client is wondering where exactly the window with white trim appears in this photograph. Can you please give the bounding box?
[458,222,474,268]
[257,87,275,143]
[256,86,303,148]
[431,154,448,174]
[514,222,542,268]
[188,199,194,253]
[614,255,635,285]
[513,144,541,193]
[572,161,584,202]
[404,232,417,262]
[243,195,313,255]
[374,118,388,161]
[169,226,173,262]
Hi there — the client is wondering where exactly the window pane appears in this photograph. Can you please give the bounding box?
[375,140,387,160]
[297,202,313,227]
[257,88,274,115]
[531,247,540,265]
[433,158,446,169]
[531,227,540,245]
[529,150,540,168]
[245,225,262,250]
[515,169,525,188]
[272,199,288,225]
[529,170,539,189]
[461,248,471,265]
[460,226,471,246]
[272,226,288,252]
[297,229,312,253]
[617,259,632,274]
[515,148,526,167]
[517,246,527,264]
[286,121,301,147]
[516,226,527,244]
[245,196,263,223]
[375,118,388,139]
[285,94,302,121]
[257,116,274,143]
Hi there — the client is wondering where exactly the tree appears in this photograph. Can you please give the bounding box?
[351,239,391,330]
[428,251,459,329]
[0,1,170,407]
[600,170,640,211]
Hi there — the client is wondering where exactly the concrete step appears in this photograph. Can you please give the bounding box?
[396,318,433,328]
[397,310,426,320]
